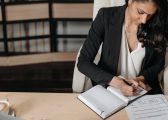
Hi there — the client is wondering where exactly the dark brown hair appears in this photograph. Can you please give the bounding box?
[126,0,168,53]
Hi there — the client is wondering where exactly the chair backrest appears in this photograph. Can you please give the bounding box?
[72,0,125,93]
[163,50,168,94]
[93,0,125,20]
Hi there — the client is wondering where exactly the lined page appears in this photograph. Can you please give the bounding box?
[78,85,127,119]
[126,94,168,120]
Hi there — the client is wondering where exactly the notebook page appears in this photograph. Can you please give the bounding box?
[107,86,147,103]
[78,85,127,119]
[107,86,129,103]
[126,94,168,120]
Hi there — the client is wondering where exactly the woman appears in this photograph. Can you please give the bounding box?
[77,0,168,96]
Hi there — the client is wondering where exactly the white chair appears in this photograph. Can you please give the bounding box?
[163,52,168,94]
[93,0,125,19]
[72,0,168,94]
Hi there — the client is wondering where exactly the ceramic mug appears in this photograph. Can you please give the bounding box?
[0,99,10,112]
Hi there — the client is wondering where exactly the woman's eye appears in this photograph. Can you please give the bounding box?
[138,10,144,14]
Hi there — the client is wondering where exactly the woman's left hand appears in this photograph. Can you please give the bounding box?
[128,76,151,91]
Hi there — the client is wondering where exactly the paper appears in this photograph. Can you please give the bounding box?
[126,94,168,120]
[78,85,127,119]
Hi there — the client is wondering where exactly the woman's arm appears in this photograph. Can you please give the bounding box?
[77,8,114,86]
[139,51,165,89]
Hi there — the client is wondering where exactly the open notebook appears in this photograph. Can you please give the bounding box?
[78,85,147,119]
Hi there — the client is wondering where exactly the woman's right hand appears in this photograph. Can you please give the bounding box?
[108,76,137,96]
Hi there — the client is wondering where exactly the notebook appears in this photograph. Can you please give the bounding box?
[78,85,147,119]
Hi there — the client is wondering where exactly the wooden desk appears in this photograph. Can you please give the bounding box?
[0,92,127,120]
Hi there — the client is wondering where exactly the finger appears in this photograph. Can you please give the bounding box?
[129,79,139,88]
[130,79,139,86]
[139,81,146,90]
[122,90,134,96]
[123,84,134,92]
[132,91,139,96]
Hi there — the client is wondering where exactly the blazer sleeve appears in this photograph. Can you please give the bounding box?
[140,51,165,88]
[77,8,114,86]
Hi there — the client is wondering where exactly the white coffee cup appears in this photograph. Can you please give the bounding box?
[0,99,10,112]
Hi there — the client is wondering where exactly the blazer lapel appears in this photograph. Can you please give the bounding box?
[140,47,154,73]
[108,5,126,75]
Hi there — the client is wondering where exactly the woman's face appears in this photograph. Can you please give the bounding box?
[127,0,157,26]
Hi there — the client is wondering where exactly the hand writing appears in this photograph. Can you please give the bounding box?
[109,76,138,96]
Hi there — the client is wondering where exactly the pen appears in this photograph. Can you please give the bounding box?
[123,79,132,86]
[123,79,140,93]
[118,76,137,89]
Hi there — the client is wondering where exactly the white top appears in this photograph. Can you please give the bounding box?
[117,25,145,79]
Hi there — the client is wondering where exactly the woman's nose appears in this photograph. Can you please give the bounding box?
[140,15,148,24]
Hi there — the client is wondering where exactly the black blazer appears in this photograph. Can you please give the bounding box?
[77,5,165,94]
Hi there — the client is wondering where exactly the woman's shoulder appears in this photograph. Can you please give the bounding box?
[98,5,126,23]
[100,5,126,15]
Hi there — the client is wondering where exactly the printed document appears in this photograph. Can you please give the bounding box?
[126,94,168,120]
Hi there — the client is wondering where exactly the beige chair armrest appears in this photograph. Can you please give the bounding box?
[164,67,168,94]
[163,51,168,94]
[72,46,87,93]
[72,45,102,93]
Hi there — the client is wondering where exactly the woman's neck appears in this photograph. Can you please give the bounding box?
[124,7,138,34]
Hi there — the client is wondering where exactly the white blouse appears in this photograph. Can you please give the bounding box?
[117,25,145,79]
